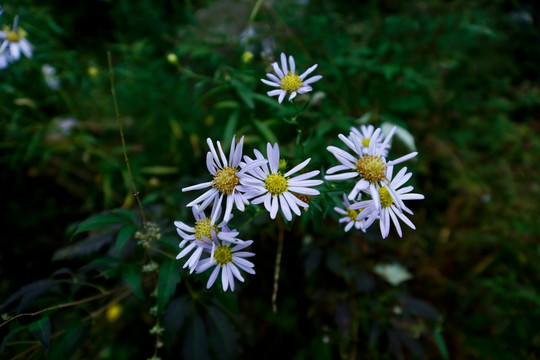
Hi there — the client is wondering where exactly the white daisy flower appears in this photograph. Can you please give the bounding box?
[350,166,424,238]
[195,236,255,292]
[325,126,418,206]
[239,143,323,221]
[182,135,266,223]
[174,206,244,273]
[349,124,390,157]
[0,15,33,68]
[334,193,366,232]
[261,52,322,104]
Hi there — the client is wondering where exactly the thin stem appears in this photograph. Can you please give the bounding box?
[9,289,131,360]
[244,0,265,51]
[107,51,147,226]
[272,215,285,313]
[0,285,128,328]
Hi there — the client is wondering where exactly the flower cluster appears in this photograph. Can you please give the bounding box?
[326,125,424,238]
[261,52,322,104]
[177,136,323,291]
[0,12,33,70]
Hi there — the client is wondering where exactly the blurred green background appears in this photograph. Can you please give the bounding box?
[1,0,540,359]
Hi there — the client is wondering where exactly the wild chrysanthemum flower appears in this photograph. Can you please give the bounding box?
[239,143,323,221]
[334,194,366,232]
[195,236,255,292]
[325,126,418,205]
[261,52,322,104]
[174,206,244,273]
[182,136,266,222]
[350,166,424,238]
[0,15,33,69]
[349,124,390,157]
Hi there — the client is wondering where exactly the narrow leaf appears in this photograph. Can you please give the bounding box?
[123,264,144,300]
[29,316,51,349]
[74,214,124,234]
[157,259,181,315]
[115,224,137,254]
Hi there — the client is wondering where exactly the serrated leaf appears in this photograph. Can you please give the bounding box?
[115,224,137,254]
[157,259,181,315]
[123,264,144,300]
[29,316,51,349]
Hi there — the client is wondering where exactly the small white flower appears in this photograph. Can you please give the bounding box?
[333,194,366,232]
[182,136,266,222]
[0,15,33,68]
[239,143,323,221]
[325,126,418,205]
[261,52,322,103]
[349,124,389,157]
[351,166,424,238]
[174,206,244,273]
[195,236,255,292]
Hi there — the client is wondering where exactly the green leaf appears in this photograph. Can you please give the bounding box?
[115,224,137,254]
[123,264,144,300]
[157,259,181,315]
[223,110,239,149]
[74,214,124,234]
[0,325,27,353]
[434,331,449,359]
[111,208,137,224]
[252,119,277,143]
[140,166,179,175]
[29,316,51,349]
[231,80,254,109]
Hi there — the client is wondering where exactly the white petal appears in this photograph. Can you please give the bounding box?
[261,78,280,87]
[272,62,284,78]
[284,158,311,177]
[278,91,286,104]
[270,196,279,219]
[279,195,292,221]
[280,52,288,74]
[302,75,322,85]
[289,55,296,74]
[182,181,213,192]
[299,64,318,80]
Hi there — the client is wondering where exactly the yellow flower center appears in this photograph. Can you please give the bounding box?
[214,245,233,266]
[6,30,20,43]
[379,186,394,208]
[355,155,386,183]
[280,73,303,93]
[265,173,288,196]
[194,218,219,241]
[347,209,359,221]
[212,166,239,195]
[362,138,370,147]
